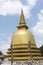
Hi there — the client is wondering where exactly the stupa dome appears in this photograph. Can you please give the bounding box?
[12,29,35,44]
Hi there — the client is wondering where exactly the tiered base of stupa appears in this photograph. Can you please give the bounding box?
[7,43,43,61]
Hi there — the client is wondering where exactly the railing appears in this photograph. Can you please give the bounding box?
[1,60,43,65]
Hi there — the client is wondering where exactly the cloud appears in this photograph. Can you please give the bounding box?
[0,0,37,18]
[32,9,43,35]
[0,33,11,54]
[31,9,43,47]
[28,0,37,8]
[0,42,10,54]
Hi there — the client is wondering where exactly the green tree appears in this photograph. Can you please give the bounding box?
[40,45,43,56]
[0,51,4,61]
[0,51,3,55]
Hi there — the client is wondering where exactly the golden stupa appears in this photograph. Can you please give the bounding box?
[7,9,43,61]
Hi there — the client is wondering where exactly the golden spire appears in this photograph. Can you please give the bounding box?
[19,9,26,25]
[17,9,28,29]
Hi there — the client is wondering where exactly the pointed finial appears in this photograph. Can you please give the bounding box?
[19,9,26,25]
[17,9,28,29]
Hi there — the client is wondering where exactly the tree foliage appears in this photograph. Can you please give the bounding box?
[0,51,4,61]
[39,45,43,56]
[0,51,3,55]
